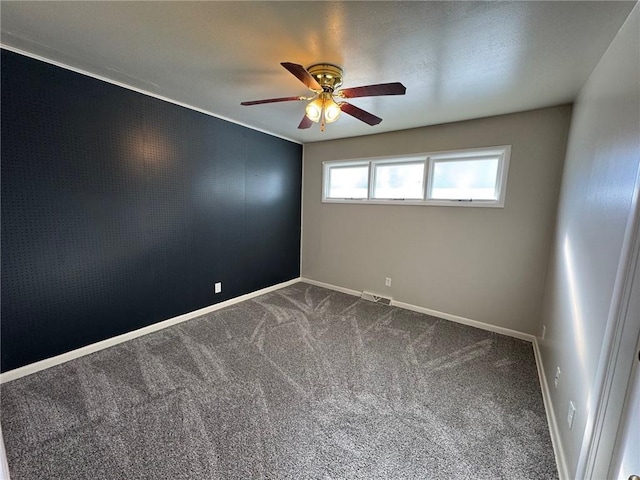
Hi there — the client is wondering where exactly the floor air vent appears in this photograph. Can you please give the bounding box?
[361,291,392,305]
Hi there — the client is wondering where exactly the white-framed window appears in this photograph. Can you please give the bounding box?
[371,159,425,200]
[325,162,369,199]
[322,145,511,207]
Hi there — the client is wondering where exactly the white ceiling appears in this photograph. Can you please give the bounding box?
[0,1,635,143]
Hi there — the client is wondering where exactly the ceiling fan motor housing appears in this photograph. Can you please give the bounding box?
[307,63,343,92]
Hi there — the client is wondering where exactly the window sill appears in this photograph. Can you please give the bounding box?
[321,198,505,208]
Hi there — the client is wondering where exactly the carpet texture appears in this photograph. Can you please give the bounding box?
[1,283,558,479]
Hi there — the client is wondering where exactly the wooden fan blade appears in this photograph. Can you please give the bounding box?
[340,102,382,126]
[241,96,304,106]
[339,82,406,98]
[281,62,322,91]
[298,114,313,129]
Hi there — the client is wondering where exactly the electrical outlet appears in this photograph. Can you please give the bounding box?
[214,282,222,294]
[554,367,561,388]
[567,401,576,429]
[385,277,392,287]
[541,325,546,340]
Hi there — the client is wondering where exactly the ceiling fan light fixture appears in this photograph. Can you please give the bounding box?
[324,98,341,123]
[305,94,340,124]
[305,98,323,122]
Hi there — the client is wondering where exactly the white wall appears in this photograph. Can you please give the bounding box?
[537,4,640,479]
[302,106,571,335]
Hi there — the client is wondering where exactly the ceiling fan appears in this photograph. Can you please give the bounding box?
[241,62,406,131]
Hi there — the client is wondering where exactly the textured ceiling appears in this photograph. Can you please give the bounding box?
[0,1,635,143]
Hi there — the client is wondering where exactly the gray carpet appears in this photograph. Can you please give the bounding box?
[1,283,558,479]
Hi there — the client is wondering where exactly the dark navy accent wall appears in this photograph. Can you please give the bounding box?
[1,50,302,372]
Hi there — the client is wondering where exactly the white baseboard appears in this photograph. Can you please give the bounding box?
[533,338,570,480]
[391,300,535,342]
[300,278,362,297]
[0,278,301,384]
[300,277,535,342]
[0,425,9,480]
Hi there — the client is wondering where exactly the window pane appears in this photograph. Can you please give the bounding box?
[328,165,369,198]
[373,163,424,199]
[430,158,499,200]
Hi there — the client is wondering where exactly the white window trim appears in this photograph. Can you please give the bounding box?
[322,145,511,208]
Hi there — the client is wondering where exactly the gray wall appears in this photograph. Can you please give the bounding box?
[302,106,571,335]
[538,5,640,478]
